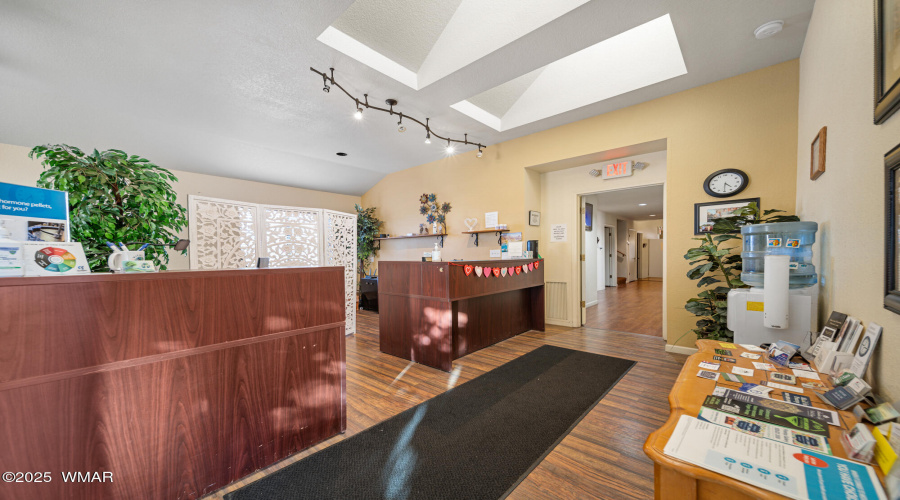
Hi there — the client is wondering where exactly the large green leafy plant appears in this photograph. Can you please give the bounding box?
[355,204,383,282]
[683,203,799,340]
[29,145,187,272]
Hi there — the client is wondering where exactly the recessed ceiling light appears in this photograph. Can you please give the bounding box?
[639,203,647,206]
[336,152,348,156]
[754,20,783,40]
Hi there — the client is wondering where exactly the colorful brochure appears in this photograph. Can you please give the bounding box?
[664,416,886,500]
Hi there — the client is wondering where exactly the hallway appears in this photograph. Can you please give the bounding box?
[585,280,663,336]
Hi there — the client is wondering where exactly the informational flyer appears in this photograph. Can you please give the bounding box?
[0,182,69,242]
[664,415,887,500]
[550,224,566,242]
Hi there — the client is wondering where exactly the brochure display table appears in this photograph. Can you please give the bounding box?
[378,259,544,372]
[644,340,885,499]
[0,268,347,500]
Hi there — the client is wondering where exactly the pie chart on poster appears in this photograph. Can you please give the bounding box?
[34,247,78,273]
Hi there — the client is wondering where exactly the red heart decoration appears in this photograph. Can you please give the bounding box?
[515,266,522,275]
[484,267,491,278]
[534,261,540,269]
[464,265,474,276]
[507,267,514,276]
[492,267,500,277]
[529,263,535,271]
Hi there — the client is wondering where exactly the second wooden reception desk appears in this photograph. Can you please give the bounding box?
[378,259,544,371]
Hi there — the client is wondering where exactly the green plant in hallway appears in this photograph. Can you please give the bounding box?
[29,144,188,272]
[355,204,383,282]
[683,202,799,340]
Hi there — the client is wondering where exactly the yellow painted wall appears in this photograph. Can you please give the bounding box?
[0,142,360,269]
[795,0,900,400]
[363,59,800,347]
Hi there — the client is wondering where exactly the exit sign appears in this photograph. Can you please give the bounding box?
[603,161,633,179]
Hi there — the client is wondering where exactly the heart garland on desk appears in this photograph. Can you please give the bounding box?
[448,259,544,279]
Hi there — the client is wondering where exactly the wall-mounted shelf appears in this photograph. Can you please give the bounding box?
[461,229,509,246]
[374,233,447,248]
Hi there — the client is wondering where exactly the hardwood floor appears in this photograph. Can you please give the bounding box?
[585,280,663,337]
[207,310,687,500]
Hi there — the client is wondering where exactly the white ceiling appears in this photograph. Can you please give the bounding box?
[453,14,687,131]
[585,184,665,222]
[0,1,814,196]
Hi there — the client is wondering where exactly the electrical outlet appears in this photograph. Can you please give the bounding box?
[490,249,501,258]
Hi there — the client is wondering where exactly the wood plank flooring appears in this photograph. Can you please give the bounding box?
[585,280,663,337]
[207,310,687,500]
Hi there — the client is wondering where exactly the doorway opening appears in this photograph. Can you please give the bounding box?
[580,183,664,337]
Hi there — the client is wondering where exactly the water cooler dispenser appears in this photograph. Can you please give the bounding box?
[727,221,819,346]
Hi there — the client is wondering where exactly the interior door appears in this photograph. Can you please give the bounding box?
[636,233,644,280]
[605,227,615,287]
[627,229,637,283]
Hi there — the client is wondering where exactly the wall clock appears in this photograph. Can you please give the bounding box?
[703,168,749,198]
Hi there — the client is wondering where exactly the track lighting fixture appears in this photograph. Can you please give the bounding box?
[476,147,483,158]
[312,67,485,155]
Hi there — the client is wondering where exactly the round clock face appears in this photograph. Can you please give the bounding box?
[704,169,749,198]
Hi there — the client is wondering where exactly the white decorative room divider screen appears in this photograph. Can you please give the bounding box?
[188,195,357,334]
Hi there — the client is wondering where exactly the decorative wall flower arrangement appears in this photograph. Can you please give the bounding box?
[419,193,452,233]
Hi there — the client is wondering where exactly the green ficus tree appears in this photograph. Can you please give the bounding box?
[683,203,799,340]
[355,204,383,283]
[29,145,188,272]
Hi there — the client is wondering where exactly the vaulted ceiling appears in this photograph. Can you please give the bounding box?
[0,0,814,195]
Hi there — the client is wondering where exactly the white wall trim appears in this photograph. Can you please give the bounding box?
[585,300,598,308]
[665,344,697,355]
[546,318,579,327]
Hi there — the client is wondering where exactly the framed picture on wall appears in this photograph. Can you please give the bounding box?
[585,203,593,231]
[810,126,827,180]
[884,142,900,314]
[529,210,541,226]
[694,198,760,235]
[875,0,900,124]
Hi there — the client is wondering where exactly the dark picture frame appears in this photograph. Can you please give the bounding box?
[875,0,900,124]
[694,198,760,235]
[584,203,593,232]
[810,126,827,180]
[529,210,541,226]
[884,142,900,314]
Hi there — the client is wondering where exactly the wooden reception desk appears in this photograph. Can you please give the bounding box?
[0,268,346,500]
[378,259,544,371]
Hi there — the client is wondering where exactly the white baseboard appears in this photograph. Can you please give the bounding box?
[665,344,698,355]
[585,300,598,308]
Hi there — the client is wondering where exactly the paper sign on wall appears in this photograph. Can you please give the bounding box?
[551,224,567,242]
[484,212,498,229]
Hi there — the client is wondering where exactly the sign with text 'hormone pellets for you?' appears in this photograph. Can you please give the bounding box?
[0,182,69,242]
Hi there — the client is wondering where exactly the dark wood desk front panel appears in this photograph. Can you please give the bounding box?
[0,268,347,500]
[379,260,544,371]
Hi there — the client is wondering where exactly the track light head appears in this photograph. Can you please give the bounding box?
[425,132,431,144]
[445,139,454,154]
[354,108,363,120]
[397,116,405,132]
[476,148,483,158]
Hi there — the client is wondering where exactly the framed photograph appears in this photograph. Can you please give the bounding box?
[694,198,760,235]
[584,203,593,232]
[884,142,900,314]
[876,0,900,124]
[529,210,541,226]
[810,126,826,180]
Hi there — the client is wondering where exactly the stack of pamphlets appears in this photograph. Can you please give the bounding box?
[843,423,877,462]
[767,340,801,366]
[815,374,872,410]
[664,415,887,499]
